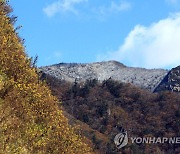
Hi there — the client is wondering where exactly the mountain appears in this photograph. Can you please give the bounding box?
[39,61,180,153]
[40,61,168,92]
[42,74,180,154]
[154,65,180,92]
[1,1,179,154]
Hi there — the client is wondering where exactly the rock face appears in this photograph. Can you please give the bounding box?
[40,61,168,92]
[154,66,180,92]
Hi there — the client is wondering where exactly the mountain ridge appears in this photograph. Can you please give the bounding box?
[155,65,180,92]
[40,60,168,92]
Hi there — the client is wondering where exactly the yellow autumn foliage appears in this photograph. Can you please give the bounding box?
[0,74,4,91]
[0,1,92,153]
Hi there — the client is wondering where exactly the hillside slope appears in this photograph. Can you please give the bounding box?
[0,2,92,153]
[154,65,180,92]
[40,61,168,92]
[43,74,180,154]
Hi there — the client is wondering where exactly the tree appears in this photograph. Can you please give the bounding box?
[0,1,92,153]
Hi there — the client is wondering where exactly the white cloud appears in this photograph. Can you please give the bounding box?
[98,13,180,69]
[43,0,131,19]
[96,1,131,17]
[43,0,88,17]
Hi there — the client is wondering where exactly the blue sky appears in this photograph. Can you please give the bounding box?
[10,0,180,69]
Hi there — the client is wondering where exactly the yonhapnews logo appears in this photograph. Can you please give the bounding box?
[114,131,180,149]
[114,131,128,149]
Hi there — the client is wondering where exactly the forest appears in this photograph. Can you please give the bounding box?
[43,73,180,153]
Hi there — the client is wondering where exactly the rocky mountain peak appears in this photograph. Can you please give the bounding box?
[154,65,180,92]
[40,61,168,92]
